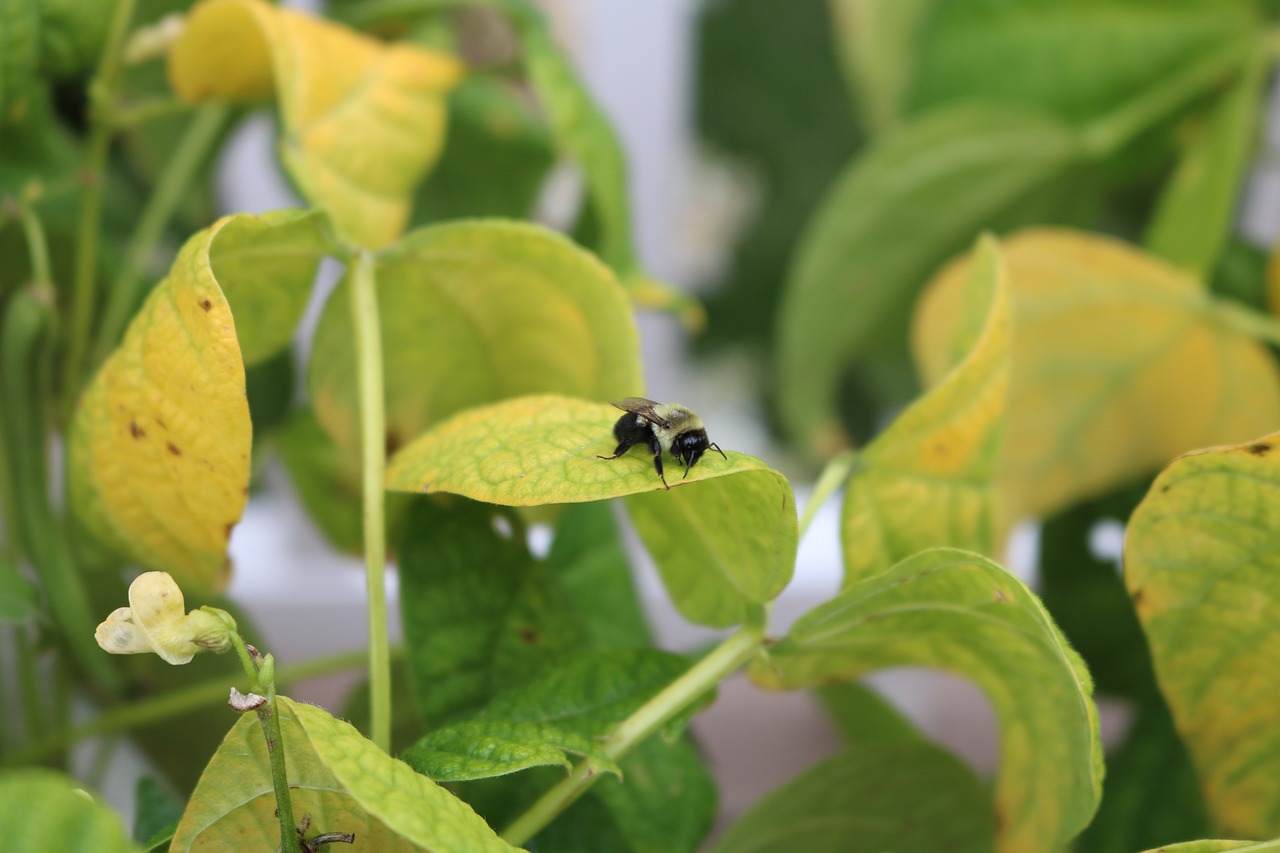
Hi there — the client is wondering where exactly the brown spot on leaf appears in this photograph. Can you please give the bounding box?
[518,626,538,644]
[1131,588,1144,606]
[167,442,182,456]
[129,421,146,439]
[155,417,167,429]
[225,522,235,539]
[1248,442,1272,456]
[1160,484,1170,493]
[200,298,213,312]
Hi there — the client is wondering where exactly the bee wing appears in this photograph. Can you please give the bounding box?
[611,397,672,429]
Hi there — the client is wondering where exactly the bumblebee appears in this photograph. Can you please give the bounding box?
[597,397,726,489]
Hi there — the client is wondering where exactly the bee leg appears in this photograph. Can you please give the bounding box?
[650,435,670,489]
[597,438,637,461]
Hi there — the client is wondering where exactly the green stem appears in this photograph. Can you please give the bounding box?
[18,205,52,290]
[349,250,391,753]
[92,104,230,364]
[259,683,301,853]
[62,0,137,417]
[2,292,120,694]
[500,624,765,846]
[1208,298,1280,346]
[4,646,382,766]
[798,449,858,540]
[109,97,194,130]
[1081,42,1248,159]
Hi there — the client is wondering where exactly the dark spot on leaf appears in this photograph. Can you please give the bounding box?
[200,298,213,312]
[225,522,235,539]
[1248,442,1272,456]
[129,421,145,439]
[167,442,182,456]
[1131,588,1144,606]
[385,430,402,456]
[156,417,167,429]
[518,626,537,644]
[1160,484,1170,493]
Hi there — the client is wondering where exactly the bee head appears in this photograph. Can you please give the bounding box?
[675,429,718,476]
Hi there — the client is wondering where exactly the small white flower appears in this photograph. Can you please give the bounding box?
[95,572,233,665]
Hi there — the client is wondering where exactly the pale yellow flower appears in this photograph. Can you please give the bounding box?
[95,572,233,665]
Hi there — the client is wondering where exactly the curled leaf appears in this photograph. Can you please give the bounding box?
[169,0,463,248]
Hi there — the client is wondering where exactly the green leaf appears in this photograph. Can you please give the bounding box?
[397,497,582,727]
[0,769,138,853]
[752,548,1102,853]
[909,0,1256,123]
[207,209,328,366]
[914,228,1280,520]
[503,0,636,274]
[842,233,1009,586]
[311,221,642,459]
[172,697,517,851]
[828,0,929,134]
[37,0,114,77]
[625,468,796,628]
[1125,430,1280,837]
[1140,843,1266,853]
[0,555,39,623]
[711,741,994,853]
[1144,47,1265,276]
[0,0,40,124]
[592,735,716,853]
[403,650,692,782]
[133,776,183,847]
[815,681,921,747]
[546,501,652,650]
[775,104,1078,456]
[386,394,795,629]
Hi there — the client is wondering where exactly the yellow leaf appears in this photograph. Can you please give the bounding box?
[169,0,463,249]
[69,220,253,596]
[843,234,1009,586]
[1126,431,1280,837]
[913,228,1280,519]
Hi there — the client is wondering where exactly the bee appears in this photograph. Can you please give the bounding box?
[597,397,726,489]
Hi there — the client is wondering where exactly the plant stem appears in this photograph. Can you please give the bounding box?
[500,624,765,846]
[92,104,230,364]
[1081,42,1247,159]
[18,205,52,291]
[62,0,137,418]
[259,684,301,853]
[1209,297,1280,346]
[4,646,383,766]
[349,250,391,753]
[798,449,858,540]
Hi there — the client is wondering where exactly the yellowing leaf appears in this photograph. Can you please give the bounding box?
[69,222,252,596]
[842,234,1009,586]
[1125,431,1280,838]
[169,0,463,248]
[913,228,1280,519]
[753,548,1102,853]
[310,221,643,458]
[386,395,795,628]
[172,697,517,851]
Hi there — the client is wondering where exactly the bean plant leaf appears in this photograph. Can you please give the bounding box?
[751,548,1102,853]
[397,497,581,728]
[311,221,642,458]
[1125,431,1280,838]
[842,233,1009,587]
[909,0,1256,123]
[68,219,252,595]
[1140,844,1265,853]
[815,681,921,748]
[168,0,463,249]
[0,769,138,853]
[1144,47,1264,277]
[386,395,795,628]
[501,0,635,275]
[205,209,327,365]
[913,228,1280,520]
[0,0,40,123]
[711,740,994,853]
[273,408,363,552]
[591,736,716,853]
[775,104,1078,456]
[172,697,516,851]
[827,0,929,134]
[402,650,692,782]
